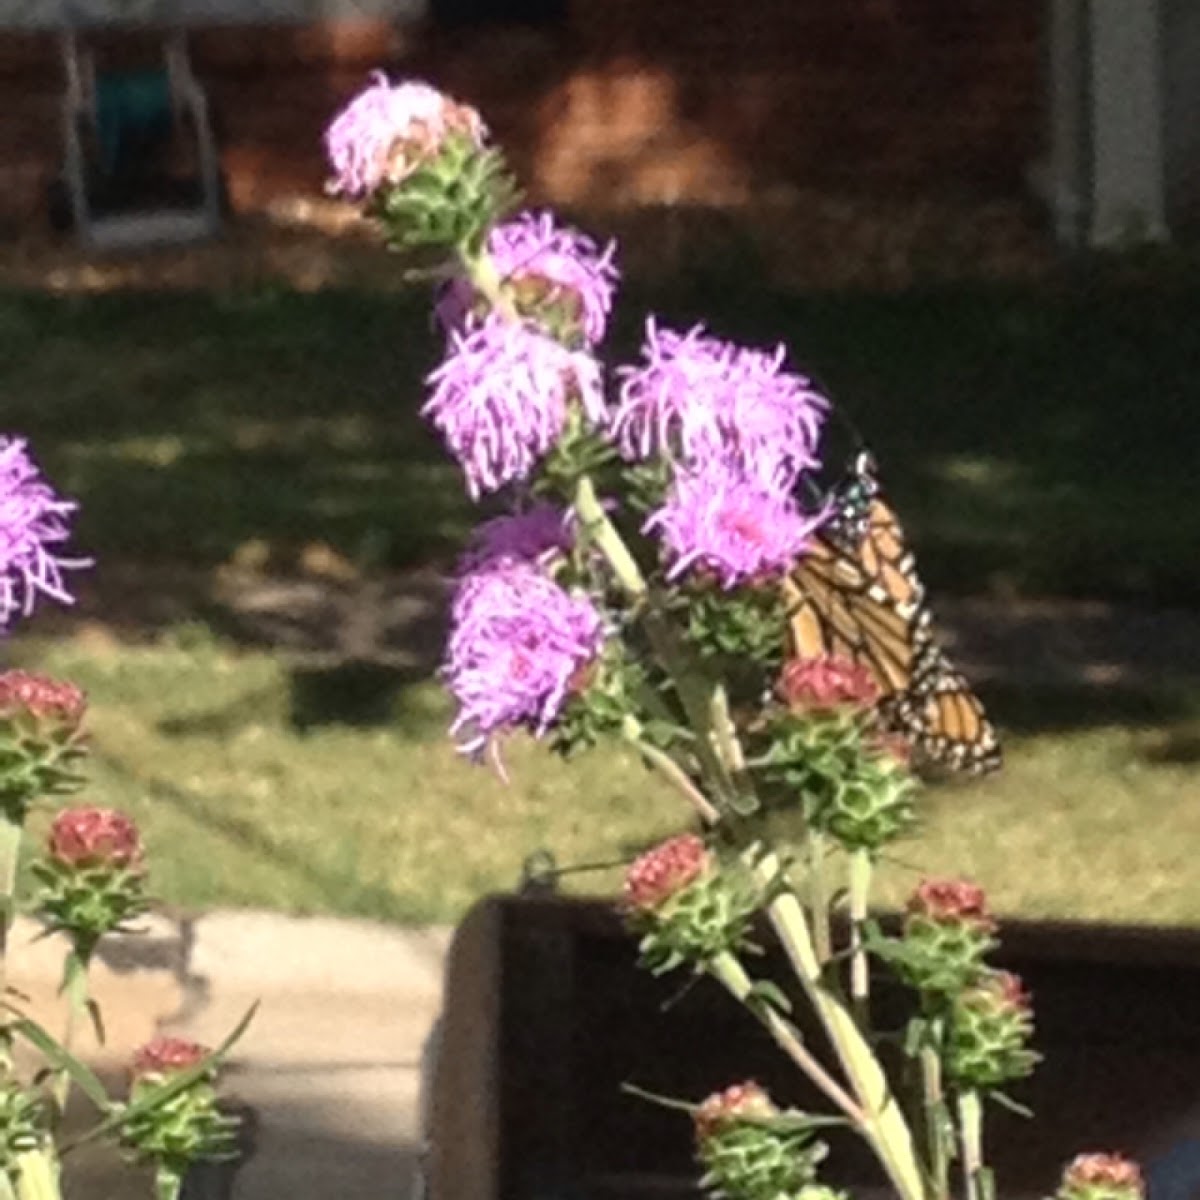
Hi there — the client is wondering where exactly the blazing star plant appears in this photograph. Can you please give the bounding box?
[0,445,251,1200]
[326,73,1143,1200]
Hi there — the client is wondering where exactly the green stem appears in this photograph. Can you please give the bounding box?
[957,1089,985,1200]
[848,849,873,1027]
[0,816,24,1067]
[620,718,721,826]
[571,474,739,808]
[12,1150,60,1200]
[920,1042,950,1200]
[708,951,866,1127]
[807,832,832,965]
[759,860,926,1200]
[50,951,92,1119]
[154,1167,182,1200]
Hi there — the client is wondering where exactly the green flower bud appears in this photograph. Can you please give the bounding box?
[624,837,764,975]
[886,878,998,997]
[0,671,88,821]
[121,1038,239,1180]
[758,694,917,852]
[945,971,1040,1090]
[694,1082,833,1200]
[374,133,520,257]
[32,806,148,960]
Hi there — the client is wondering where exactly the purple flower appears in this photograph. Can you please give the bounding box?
[445,561,604,763]
[0,438,88,628]
[325,73,486,198]
[437,211,619,345]
[645,459,828,588]
[423,315,606,498]
[611,320,829,489]
[459,503,574,573]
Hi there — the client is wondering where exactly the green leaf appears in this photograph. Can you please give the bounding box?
[989,1090,1034,1119]
[8,1016,110,1113]
[744,980,793,1016]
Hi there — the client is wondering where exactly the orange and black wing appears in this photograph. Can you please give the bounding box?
[787,464,1001,776]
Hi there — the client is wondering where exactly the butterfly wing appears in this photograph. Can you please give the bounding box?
[787,461,1001,776]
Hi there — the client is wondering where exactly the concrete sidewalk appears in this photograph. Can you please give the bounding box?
[8,912,452,1200]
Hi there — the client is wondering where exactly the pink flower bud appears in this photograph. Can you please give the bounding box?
[907,878,994,929]
[131,1036,209,1080]
[49,807,142,870]
[990,969,1033,1014]
[1062,1154,1145,1197]
[694,1081,777,1140]
[624,834,710,912]
[777,656,880,713]
[0,670,85,728]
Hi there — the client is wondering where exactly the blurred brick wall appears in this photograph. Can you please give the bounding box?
[0,0,1041,228]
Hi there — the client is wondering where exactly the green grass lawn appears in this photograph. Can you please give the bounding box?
[10,629,1200,926]
[5,276,1200,925]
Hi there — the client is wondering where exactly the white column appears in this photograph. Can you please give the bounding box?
[1088,0,1169,245]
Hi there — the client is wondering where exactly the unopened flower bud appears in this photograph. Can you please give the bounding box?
[907,878,994,929]
[694,1081,777,1141]
[49,806,142,870]
[694,1081,831,1200]
[33,806,148,958]
[624,834,710,912]
[123,1036,238,1181]
[889,878,998,997]
[0,670,88,818]
[946,970,1039,1090]
[624,837,764,975]
[778,656,880,713]
[131,1037,210,1082]
[1057,1154,1145,1200]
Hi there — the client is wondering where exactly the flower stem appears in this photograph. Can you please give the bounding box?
[571,473,740,809]
[708,951,866,1127]
[758,859,926,1200]
[957,1089,986,1200]
[807,832,832,965]
[920,1041,950,1200]
[0,815,24,1066]
[620,718,721,826]
[848,848,873,1027]
[154,1167,182,1200]
[12,1150,60,1200]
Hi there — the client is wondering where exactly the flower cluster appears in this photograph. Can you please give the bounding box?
[325,73,485,198]
[613,321,828,489]
[438,211,619,346]
[445,562,604,765]
[423,316,605,498]
[0,438,87,630]
[646,459,826,589]
[624,833,710,912]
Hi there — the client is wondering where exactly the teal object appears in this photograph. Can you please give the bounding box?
[93,68,172,177]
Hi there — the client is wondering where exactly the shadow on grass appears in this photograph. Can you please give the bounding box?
[982,679,1200,737]
[6,277,1200,603]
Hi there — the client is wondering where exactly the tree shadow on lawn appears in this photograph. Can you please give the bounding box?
[5,278,1200,601]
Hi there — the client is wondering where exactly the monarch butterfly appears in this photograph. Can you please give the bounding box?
[786,450,1001,776]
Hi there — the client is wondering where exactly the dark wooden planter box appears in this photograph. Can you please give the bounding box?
[428,894,1200,1200]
